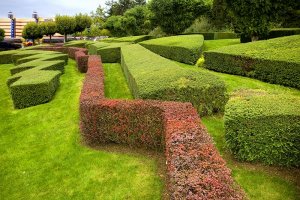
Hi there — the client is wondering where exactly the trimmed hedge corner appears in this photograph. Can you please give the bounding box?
[225,91,300,166]
[75,51,89,73]
[140,35,204,64]
[204,35,300,89]
[88,42,130,63]
[121,44,228,116]
[79,55,244,199]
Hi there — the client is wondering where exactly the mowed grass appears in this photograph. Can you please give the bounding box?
[103,63,133,99]
[0,60,163,200]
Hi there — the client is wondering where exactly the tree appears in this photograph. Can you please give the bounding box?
[123,5,153,35]
[55,15,76,43]
[22,22,43,43]
[0,28,4,42]
[105,0,146,16]
[39,21,57,43]
[225,0,298,41]
[104,15,127,36]
[209,0,232,30]
[90,5,106,28]
[149,0,207,35]
[75,13,92,37]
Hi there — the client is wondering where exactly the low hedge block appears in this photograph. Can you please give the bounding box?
[88,42,130,63]
[121,44,227,116]
[204,35,300,89]
[225,91,300,166]
[11,50,60,64]
[68,47,88,59]
[10,60,65,75]
[80,55,244,199]
[15,53,68,65]
[140,35,204,64]
[33,46,69,54]
[103,35,152,43]
[75,51,89,73]
[0,50,20,64]
[182,32,238,40]
[7,69,62,109]
[64,40,93,48]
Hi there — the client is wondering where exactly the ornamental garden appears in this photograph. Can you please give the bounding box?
[0,0,299,199]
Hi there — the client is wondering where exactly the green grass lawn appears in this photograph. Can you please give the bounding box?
[0,60,163,200]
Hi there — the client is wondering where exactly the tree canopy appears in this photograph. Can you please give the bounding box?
[149,0,208,35]
[75,13,92,34]
[55,15,76,42]
[22,22,42,41]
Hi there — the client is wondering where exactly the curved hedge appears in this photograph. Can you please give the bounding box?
[204,35,300,89]
[225,91,300,166]
[140,35,204,64]
[121,44,228,116]
[103,35,152,43]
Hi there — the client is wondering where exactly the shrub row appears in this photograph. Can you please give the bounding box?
[75,51,89,73]
[64,40,95,48]
[103,35,152,43]
[183,32,238,40]
[79,55,244,199]
[121,44,228,116]
[88,42,130,63]
[225,90,300,166]
[241,28,300,43]
[140,35,204,64]
[0,50,20,64]
[204,35,300,89]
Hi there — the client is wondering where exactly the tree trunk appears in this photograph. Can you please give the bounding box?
[251,35,259,42]
[64,34,67,43]
[50,35,52,44]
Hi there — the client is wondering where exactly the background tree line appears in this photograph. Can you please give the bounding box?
[22,0,300,43]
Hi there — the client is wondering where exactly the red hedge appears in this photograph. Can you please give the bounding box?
[79,55,244,199]
[37,46,244,199]
[75,51,89,73]
[68,47,88,59]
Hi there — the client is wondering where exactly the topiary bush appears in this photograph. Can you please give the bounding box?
[225,90,300,166]
[140,35,204,64]
[121,44,228,116]
[204,35,300,89]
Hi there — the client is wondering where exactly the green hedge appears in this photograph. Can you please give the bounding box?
[103,35,152,43]
[88,42,130,63]
[140,35,204,64]
[7,50,67,109]
[64,40,95,48]
[11,60,65,75]
[241,28,300,43]
[225,91,300,166]
[0,50,20,64]
[7,69,62,109]
[204,35,300,89]
[15,53,68,65]
[183,32,238,40]
[121,44,228,116]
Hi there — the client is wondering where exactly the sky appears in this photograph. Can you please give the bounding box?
[0,0,107,18]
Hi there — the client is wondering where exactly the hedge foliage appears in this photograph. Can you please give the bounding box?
[103,35,152,43]
[204,35,300,88]
[269,28,300,39]
[0,50,20,64]
[7,51,67,109]
[225,90,300,166]
[80,55,244,199]
[184,32,238,40]
[63,40,95,48]
[121,44,227,116]
[88,42,130,63]
[140,35,204,64]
